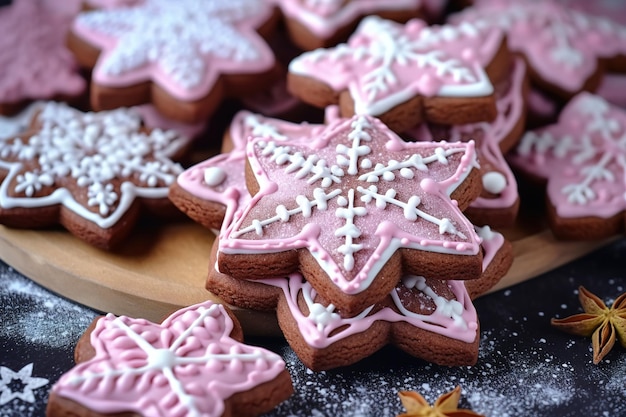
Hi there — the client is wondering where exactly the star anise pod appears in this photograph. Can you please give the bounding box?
[551,286,626,364]
[397,385,484,417]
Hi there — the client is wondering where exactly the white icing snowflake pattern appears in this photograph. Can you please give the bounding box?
[0,102,186,229]
[289,15,497,116]
[0,363,48,406]
[74,0,275,98]
[221,115,481,296]
[514,92,626,219]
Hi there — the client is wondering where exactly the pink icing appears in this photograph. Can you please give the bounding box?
[560,0,626,26]
[132,104,208,140]
[511,92,626,219]
[596,73,626,108]
[219,114,482,295]
[275,0,424,41]
[50,301,287,417]
[288,16,503,117]
[405,57,526,217]
[449,0,626,95]
[0,102,187,229]
[0,0,85,103]
[72,0,276,101]
[176,110,328,230]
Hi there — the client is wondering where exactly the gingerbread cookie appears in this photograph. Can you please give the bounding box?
[509,92,626,240]
[46,300,293,417]
[287,15,510,133]
[207,225,512,370]
[274,0,426,50]
[449,0,626,100]
[0,0,86,115]
[67,0,281,122]
[216,114,484,316]
[0,102,189,249]
[405,57,528,227]
[170,110,330,231]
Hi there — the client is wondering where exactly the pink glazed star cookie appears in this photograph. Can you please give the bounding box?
[217,114,484,315]
[0,0,86,115]
[449,0,626,100]
[406,57,528,227]
[170,110,330,231]
[287,15,510,133]
[46,300,293,417]
[274,0,426,50]
[206,224,512,370]
[509,93,626,240]
[67,0,280,122]
[0,102,190,249]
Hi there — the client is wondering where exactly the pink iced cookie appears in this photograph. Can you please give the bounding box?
[287,15,508,133]
[0,0,85,115]
[449,0,626,99]
[405,57,528,227]
[170,110,328,231]
[274,0,427,50]
[68,0,280,122]
[206,225,512,370]
[510,93,626,240]
[217,114,484,315]
[47,300,293,417]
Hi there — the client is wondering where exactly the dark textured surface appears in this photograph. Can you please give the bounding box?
[2,238,626,416]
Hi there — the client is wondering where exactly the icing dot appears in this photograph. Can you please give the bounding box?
[203,167,226,187]
[482,171,506,194]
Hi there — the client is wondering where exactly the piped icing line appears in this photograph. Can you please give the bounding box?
[262,272,478,349]
[511,92,626,219]
[275,0,424,40]
[72,0,276,101]
[0,101,44,140]
[50,301,287,417]
[0,0,85,103]
[449,0,626,94]
[0,102,186,228]
[219,114,481,295]
[288,15,502,117]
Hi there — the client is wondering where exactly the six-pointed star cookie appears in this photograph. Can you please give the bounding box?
[0,0,85,115]
[217,114,483,315]
[68,0,279,122]
[510,92,626,240]
[287,15,509,132]
[47,301,293,417]
[406,57,528,227]
[0,101,189,249]
[449,0,626,99]
[207,225,512,370]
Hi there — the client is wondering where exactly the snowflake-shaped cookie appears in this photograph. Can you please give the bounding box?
[0,102,188,249]
[49,301,291,417]
[218,114,483,315]
[288,15,504,131]
[0,0,85,113]
[275,0,424,49]
[406,57,527,227]
[449,0,626,97]
[510,93,626,239]
[71,0,276,120]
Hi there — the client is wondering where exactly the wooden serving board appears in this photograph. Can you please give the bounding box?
[0,215,616,336]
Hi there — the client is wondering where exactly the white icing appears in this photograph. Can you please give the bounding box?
[203,167,227,187]
[482,171,507,194]
[0,102,185,228]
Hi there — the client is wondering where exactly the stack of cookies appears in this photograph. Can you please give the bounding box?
[0,0,625,416]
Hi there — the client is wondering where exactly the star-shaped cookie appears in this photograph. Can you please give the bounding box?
[0,102,189,249]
